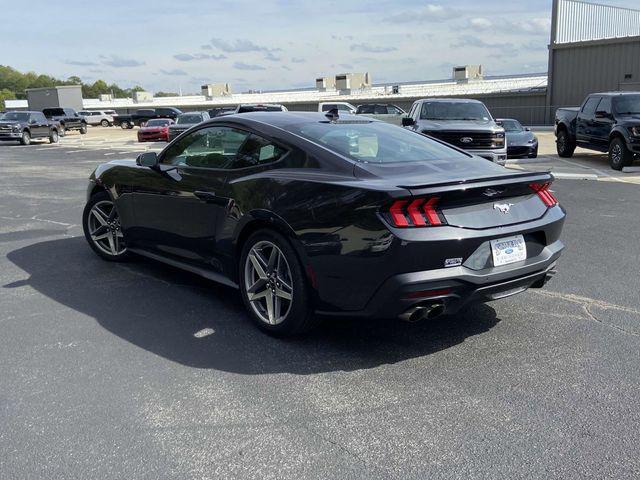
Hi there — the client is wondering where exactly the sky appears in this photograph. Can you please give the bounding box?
[1,0,638,94]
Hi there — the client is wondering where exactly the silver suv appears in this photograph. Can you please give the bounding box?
[78,110,116,127]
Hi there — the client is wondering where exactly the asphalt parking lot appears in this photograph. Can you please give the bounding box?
[1,130,640,479]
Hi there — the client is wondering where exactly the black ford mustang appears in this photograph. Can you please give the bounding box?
[83,112,565,335]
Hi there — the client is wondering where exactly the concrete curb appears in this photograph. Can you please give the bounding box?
[553,172,599,180]
[622,166,640,173]
[505,156,554,165]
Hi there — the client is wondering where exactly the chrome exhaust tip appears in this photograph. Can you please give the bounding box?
[399,302,446,322]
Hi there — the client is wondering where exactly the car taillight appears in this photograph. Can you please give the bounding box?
[530,182,558,207]
[387,197,445,228]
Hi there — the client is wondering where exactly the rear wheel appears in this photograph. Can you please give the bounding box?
[609,137,633,171]
[20,131,31,146]
[556,129,575,158]
[239,229,317,336]
[82,191,130,262]
[100,119,110,127]
[120,121,130,129]
[80,123,88,134]
[49,130,59,144]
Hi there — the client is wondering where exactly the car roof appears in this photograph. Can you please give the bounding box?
[202,111,378,128]
[415,98,484,104]
[592,91,640,96]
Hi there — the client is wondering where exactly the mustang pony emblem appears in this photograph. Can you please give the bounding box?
[493,203,514,214]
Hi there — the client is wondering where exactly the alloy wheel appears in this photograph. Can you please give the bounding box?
[86,200,126,256]
[611,144,622,165]
[244,240,293,325]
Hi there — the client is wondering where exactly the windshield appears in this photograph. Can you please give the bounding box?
[420,102,491,121]
[284,121,469,164]
[3,112,29,121]
[146,119,170,127]
[613,95,640,115]
[500,120,524,132]
[177,114,203,124]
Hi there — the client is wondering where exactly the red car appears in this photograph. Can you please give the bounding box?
[137,118,174,142]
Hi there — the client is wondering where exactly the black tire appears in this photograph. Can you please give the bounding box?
[239,229,318,336]
[49,129,59,144]
[82,191,131,262]
[608,137,633,171]
[556,129,575,158]
[58,128,65,137]
[120,122,129,129]
[100,119,109,127]
[80,123,88,134]
[20,130,31,146]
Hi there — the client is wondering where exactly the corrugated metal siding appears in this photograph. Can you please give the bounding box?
[550,38,640,107]
[556,0,640,44]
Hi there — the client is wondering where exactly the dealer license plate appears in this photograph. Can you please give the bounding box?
[490,235,527,267]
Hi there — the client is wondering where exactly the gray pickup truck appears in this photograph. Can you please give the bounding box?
[0,111,61,145]
[402,98,507,164]
[555,92,640,170]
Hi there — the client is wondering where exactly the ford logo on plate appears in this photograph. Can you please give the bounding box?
[460,137,473,144]
[506,248,513,254]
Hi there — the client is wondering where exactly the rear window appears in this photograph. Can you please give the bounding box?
[284,121,468,164]
[43,108,65,116]
[177,114,203,124]
[146,119,171,127]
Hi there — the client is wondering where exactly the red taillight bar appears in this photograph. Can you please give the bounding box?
[530,182,558,207]
[387,197,444,228]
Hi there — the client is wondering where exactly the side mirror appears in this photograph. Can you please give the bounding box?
[136,151,159,168]
[402,117,415,127]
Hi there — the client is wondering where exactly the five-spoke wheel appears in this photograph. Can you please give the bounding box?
[240,230,317,335]
[82,191,129,261]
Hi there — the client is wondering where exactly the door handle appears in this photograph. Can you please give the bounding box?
[194,190,217,201]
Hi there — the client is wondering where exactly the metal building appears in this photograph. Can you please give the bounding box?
[547,0,640,118]
[25,85,83,111]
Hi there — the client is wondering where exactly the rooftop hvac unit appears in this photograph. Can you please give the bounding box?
[453,65,483,83]
[335,72,372,93]
[201,83,232,98]
[133,91,153,102]
[315,76,336,91]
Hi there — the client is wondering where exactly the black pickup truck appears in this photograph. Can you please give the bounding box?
[113,107,182,129]
[555,92,640,170]
[0,111,61,145]
[42,108,87,135]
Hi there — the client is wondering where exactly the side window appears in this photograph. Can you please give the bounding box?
[234,134,286,169]
[161,126,250,168]
[322,104,335,112]
[582,97,601,115]
[598,97,612,114]
[337,104,352,111]
[374,105,388,114]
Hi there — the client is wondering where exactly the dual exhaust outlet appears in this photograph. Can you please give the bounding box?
[399,302,446,323]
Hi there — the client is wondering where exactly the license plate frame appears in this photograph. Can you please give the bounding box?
[490,235,527,267]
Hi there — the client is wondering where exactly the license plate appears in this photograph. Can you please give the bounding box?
[490,235,527,267]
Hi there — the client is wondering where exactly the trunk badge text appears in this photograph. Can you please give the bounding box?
[493,203,514,214]
[483,188,504,197]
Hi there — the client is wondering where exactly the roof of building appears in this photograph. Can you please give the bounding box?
[5,73,548,111]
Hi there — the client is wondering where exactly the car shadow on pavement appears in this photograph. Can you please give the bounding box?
[6,237,500,374]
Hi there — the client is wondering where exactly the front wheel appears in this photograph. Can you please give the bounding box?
[239,229,318,336]
[609,137,634,171]
[49,130,59,144]
[100,119,110,127]
[20,131,31,146]
[82,191,130,262]
[80,123,88,134]
[556,130,575,158]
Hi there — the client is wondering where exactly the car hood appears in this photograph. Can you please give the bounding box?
[616,114,640,125]
[506,131,536,145]
[169,123,197,129]
[415,119,501,132]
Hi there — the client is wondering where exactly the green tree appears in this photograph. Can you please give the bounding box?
[0,88,17,110]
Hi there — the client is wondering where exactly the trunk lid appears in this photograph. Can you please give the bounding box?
[355,160,554,229]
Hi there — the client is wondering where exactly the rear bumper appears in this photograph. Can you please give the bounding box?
[318,239,563,319]
[138,133,167,142]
